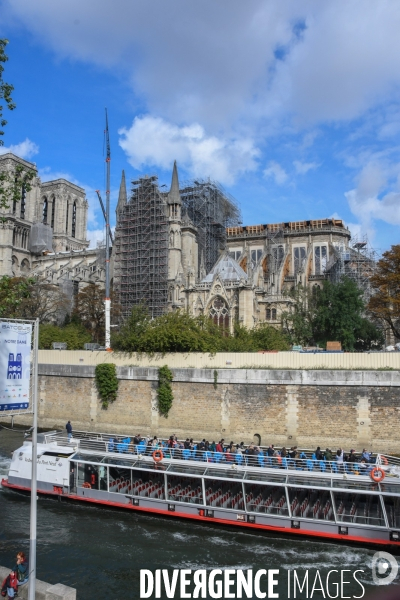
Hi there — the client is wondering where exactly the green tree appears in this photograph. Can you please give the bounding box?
[313,278,365,350]
[281,286,317,346]
[368,245,400,340]
[0,275,33,317]
[251,323,290,351]
[0,39,15,146]
[39,323,92,350]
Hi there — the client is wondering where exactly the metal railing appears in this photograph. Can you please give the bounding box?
[40,430,399,476]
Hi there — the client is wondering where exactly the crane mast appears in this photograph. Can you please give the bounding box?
[104,110,111,350]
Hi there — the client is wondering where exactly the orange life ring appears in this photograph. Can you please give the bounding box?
[381,456,389,465]
[153,450,163,463]
[370,467,385,483]
[82,482,92,489]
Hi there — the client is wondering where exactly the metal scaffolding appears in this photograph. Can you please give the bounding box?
[326,234,378,301]
[180,179,241,275]
[114,175,169,318]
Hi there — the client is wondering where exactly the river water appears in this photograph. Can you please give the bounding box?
[0,428,398,599]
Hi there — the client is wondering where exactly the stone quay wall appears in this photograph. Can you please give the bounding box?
[6,364,400,454]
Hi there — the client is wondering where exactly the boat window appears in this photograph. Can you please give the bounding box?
[332,479,380,492]
[42,451,73,458]
[73,453,107,465]
[332,492,386,527]
[244,482,288,516]
[77,462,106,490]
[134,460,168,472]
[245,472,287,483]
[204,468,244,480]
[167,464,206,476]
[205,478,244,510]
[109,467,131,493]
[287,487,334,521]
[288,476,331,488]
[382,496,400,529]
[167,474,203,505]
[380,482,400,494]
[125,470,165,499]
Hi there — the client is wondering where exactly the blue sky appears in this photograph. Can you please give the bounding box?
[1,1,400,253]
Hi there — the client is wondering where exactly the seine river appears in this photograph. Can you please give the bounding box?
[0,428,398,599]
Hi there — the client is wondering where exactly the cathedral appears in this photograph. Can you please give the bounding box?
[0,151,357,331]
[113,162,353,330]
[0,152,104,293]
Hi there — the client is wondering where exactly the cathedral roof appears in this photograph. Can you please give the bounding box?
[201,252,248,283]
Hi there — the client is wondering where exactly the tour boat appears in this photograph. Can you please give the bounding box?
[2,431,400,547]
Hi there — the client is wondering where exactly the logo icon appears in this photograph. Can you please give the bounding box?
[371,551,399,585]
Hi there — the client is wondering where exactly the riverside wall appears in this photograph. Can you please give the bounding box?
[5,359,400,454]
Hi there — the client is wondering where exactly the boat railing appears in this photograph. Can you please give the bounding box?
[41,431,397,475]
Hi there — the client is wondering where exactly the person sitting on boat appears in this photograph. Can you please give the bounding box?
[225,448,234,462]
[362,448,371,463]
[336,449,344,464]
[280,447,287,458]
[235,443,243,454]
[348,449,357,463]
[198,439,206,451]
[184,438,191,449]
[216,440,223,453]
[267,445,275,457]
[210,441,217,452]
[324,448,333,461]
[152,436,159,447]
[315,446,323,460]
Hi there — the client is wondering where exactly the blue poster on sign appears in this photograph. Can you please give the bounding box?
[0,322,32,411]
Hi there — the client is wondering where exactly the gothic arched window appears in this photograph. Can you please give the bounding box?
[42,197,48,224]
[51,196,56,229]
[72,202,77,238]
[209,296,230,331]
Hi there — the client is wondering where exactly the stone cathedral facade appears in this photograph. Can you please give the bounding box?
[0,152,104,287]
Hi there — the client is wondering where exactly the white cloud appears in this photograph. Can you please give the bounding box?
[4,1,400,131]
[263,161,288,185]
[293,160,319,174]
[344,160,400,240]
[87,228,105,249]
[0,138,39,159]
[119,115,259,185]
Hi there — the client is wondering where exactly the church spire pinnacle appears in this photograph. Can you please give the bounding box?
[168,160,182,205]
[116,170,127,215]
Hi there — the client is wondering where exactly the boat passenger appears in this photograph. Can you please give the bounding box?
[198,439,206,451]
[336,449,344,472]
[362,448,371,463]
[280,447,287,458]
[325,448,333,461]
[210,441,216,452]
[315,446,323,460]
[267,445,275,457]
[152,436,158,447]
[348,449,357,463]
[216,441,223,453]
[66,420,72,442]
[184,438,191,449]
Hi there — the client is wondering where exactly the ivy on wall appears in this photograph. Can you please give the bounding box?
[95,363,119,409]
[213,369,218,390]
[157,365,173,417]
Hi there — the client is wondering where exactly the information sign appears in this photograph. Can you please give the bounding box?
[0,321,32,411]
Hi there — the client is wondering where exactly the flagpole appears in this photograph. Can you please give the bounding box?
[28,318,39,600]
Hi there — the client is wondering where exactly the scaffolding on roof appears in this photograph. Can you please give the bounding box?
[326,234,379,301]
[114,175,169,318]
[179,179,241,275]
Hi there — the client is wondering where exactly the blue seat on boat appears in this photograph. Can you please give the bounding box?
[319,460,326,472]
[331,463,338,473]
[108,438,115,452]
[235,453,243,465]
[306,459,314,471]
[182,449,191,460]
[191,449,197,460]
[265,456,272,468]
[122,437,130,444]
[137,442,146,454]
[312,453,316,460]
[214,452,223,463]
[117,443,128,453]
[281,457,288,469]
[299,452,306,459]
[257,453,264,467]
[204,451,211,462]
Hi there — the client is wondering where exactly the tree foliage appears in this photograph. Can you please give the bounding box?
[0,276,33,317]
[39,322,92,350]
[157,365,173,417]
[112,305,290,353]
[0,163,36,212]
[368,245,400,340]
[0,39,15,146]
[95,363,119,410]
[73,283,121,344]
[282,278,384,351]
[0,275,69,322]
